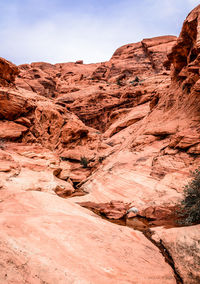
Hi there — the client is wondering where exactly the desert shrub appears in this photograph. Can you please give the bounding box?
[178,168,200,225]
[130,76,145,86]
[80,156,89,168]
[60,156,68,161]
[0,138,5,150]
[116,78,123,86]
[130,77,139,86]
[134,76,139,82]
[98,156,105,163]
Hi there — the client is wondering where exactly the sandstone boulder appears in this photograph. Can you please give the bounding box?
[0,57,19,86]
[0,190,176,283]
[152,225,200,284]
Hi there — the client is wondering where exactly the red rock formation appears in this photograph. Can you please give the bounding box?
[0,57,19,86]
[0,4,200,284]
[79,200,130,219]
[0,190,176,283]
[109,35,176,78]
[15,36,176,132]
[152,225,200,283]
[16,61,101,98]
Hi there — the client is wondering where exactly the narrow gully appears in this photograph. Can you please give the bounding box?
[144,230,183,284]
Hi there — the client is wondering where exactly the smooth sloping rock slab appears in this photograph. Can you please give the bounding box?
[76,149,181,208]
[104,103,150,138]
[1,144,73,195]
[0,190,175,283]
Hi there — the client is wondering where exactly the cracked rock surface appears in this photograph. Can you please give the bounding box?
[0,5,200,284]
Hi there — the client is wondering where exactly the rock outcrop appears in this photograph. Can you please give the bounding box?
[0,57,19,87]
[152,225,200,284]
[15,35,176,132]
[0,4,200,284]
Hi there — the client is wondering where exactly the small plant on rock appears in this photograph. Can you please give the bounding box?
[60,156,68,161]
[80,156,89,168]
[130,76,140,86]
[98,156,105,163]
[134,76,139,82]
[116,78,123,86]
[0,139,5,150]
[177,168,200,225]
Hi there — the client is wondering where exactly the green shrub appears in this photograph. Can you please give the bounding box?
[98,156,105,163]
[134,76,139,82]
[0,138,5,150]
[178,168,200,225]
[80,156,89,168]
[130,76,140,86]
[60,156,68,161]
[116,78,122,86]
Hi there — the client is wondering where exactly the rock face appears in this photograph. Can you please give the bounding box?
[0,4,200,284]
[0,57,19,86]
[0,190,176,284]
[109,35,177,78]
[78,200,130,219]
[15,36,177,132]
[152,225,200,284]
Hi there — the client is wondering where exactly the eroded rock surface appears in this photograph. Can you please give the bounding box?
[152,225,200,284]
[0,4,200,284]
[0,57,19,87]
[0,190,176,284]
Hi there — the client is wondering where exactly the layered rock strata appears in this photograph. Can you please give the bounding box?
[0,5,200,284]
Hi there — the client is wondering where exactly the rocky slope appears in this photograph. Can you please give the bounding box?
[0,4,200,284]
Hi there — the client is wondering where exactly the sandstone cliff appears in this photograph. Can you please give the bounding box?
[0,5,200,284]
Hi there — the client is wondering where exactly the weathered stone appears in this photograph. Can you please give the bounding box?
[0,57,19,86]
[152,225,200,284]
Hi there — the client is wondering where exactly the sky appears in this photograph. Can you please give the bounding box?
[0,0,199,65]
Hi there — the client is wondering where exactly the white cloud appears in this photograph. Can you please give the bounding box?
[187,0,200,5]
[0,0,199,65]
[0,6,144,64]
